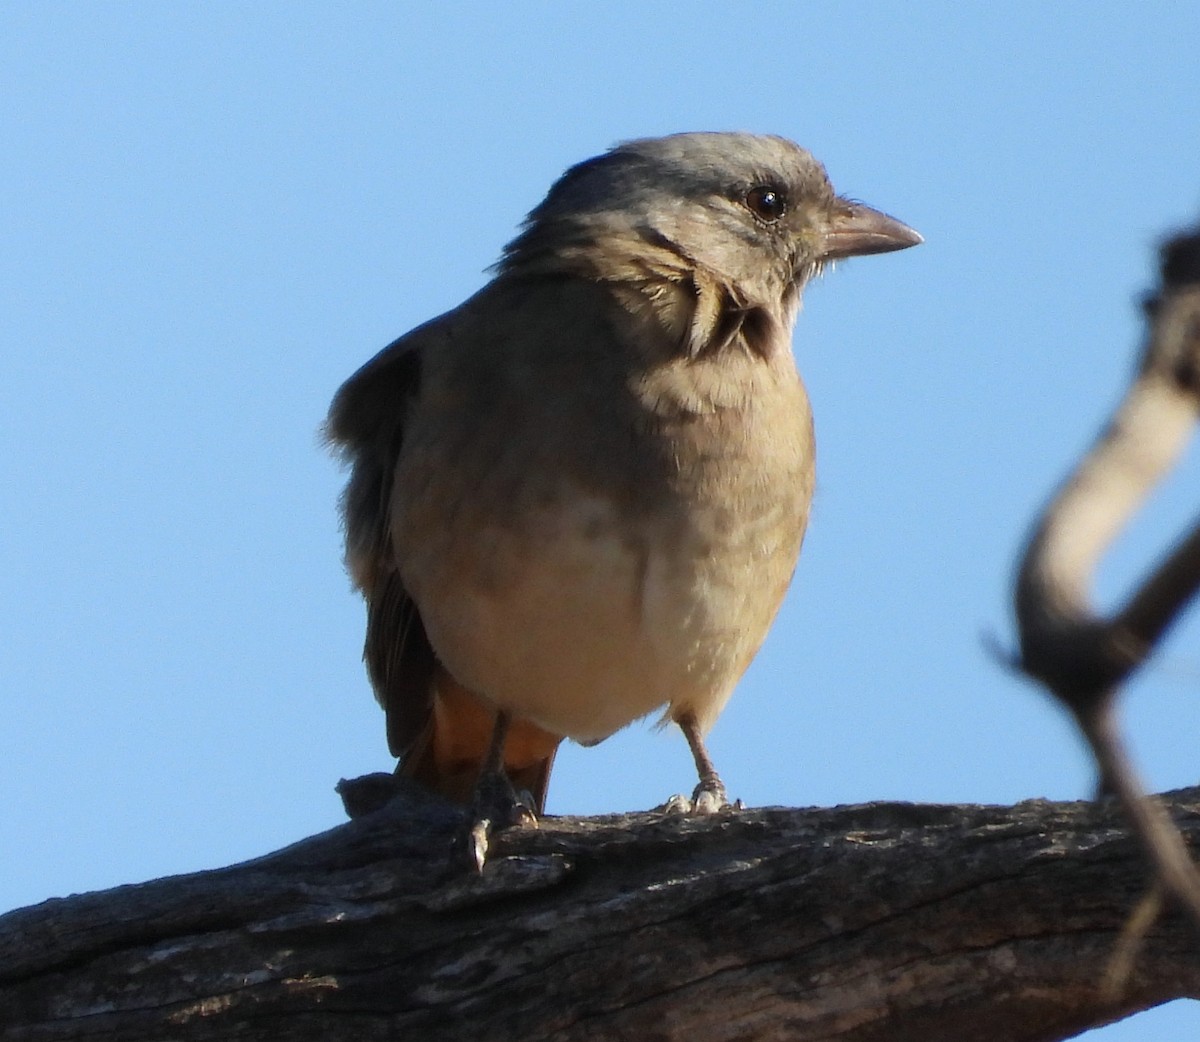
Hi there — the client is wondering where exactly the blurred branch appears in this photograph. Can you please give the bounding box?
[1014,222,1200,923]
[3,790,1200,1042]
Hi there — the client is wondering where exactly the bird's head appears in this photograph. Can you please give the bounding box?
[500,132,921,325]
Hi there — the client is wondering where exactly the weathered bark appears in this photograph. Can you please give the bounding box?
[3,786,1199,1041]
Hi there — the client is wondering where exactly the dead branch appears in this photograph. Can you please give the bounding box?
[2,789,1200,1042]
[1014,224,1200,920]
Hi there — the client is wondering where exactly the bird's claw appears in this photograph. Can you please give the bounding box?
[467,817,492,873]
[691,786,727,815]
[658,793,693,815]
[657,785,742,816]
[459,772,539,872]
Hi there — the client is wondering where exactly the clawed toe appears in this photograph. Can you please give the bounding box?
[691,782,727,815]
[460,770,539,872]
[655,784,742,816]
[657,793,694,815]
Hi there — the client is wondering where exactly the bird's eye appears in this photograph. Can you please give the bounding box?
[744,185,787,223]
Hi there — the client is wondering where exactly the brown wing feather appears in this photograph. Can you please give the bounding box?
[326,327,438,762]
[366,574,437,758]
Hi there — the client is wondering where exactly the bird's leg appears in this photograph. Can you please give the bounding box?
[659,711,738,815]
[680,712,729,813]
[464,709,537,871]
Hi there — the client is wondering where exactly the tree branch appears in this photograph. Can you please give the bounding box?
[1014,223,1200,922]
[3,788,1199,1041]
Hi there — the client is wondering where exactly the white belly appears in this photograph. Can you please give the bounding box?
[400,491,787,743]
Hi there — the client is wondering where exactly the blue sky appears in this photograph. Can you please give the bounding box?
[3,6,1198,1037]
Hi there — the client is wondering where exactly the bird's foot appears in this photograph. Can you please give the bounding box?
[657,777,743,816]
[460,770,538,872]
[664,712,743,815]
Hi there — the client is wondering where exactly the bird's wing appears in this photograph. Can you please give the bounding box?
[326,317,443,759]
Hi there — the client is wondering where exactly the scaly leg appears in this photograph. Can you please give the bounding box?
[465,710,537,871]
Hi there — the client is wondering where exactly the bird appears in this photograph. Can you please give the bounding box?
[327,132,920,861]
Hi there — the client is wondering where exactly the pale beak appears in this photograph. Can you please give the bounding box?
[821,201,923,260]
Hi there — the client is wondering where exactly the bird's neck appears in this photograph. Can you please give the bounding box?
[499,231,798,362]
